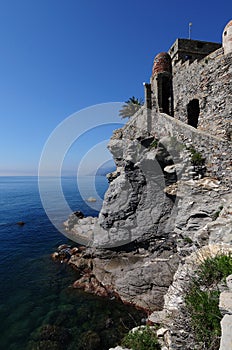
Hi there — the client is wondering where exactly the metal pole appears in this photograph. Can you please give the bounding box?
[189,22,192,40]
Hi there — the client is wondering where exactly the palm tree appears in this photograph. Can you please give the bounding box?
[119,96,143,119]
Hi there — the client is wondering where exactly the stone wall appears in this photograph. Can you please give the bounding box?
[172,48,232,139]
[152,111,232,186]
[168,38,221,65]
[124,106,232,186]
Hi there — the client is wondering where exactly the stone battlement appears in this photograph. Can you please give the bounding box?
[143,20,232,143]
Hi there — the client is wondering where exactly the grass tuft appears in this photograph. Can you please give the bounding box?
[121,326,161,350]
[188,147,205,166]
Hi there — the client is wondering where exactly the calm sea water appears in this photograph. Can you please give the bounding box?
[0,176,144,350]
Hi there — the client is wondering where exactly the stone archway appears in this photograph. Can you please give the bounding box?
[187,99,200,128]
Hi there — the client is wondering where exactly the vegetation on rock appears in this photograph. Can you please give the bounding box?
[149,138,159,149]
[121,326,161,350]
[185,254,232,349]
[187,146,205,166]
[211,205,224,221]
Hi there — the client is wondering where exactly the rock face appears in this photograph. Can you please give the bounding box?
[63,110,231,314]
[96,135,175,248]
[61,37,232,349]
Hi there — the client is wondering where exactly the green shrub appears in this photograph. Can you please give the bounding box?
[188,147,205,166]
[184,236,193,244]
[185,288,221,344]
[197,254,232,287]
[149,139,158,149]
[121,326,161,350]
[185,253,232,348]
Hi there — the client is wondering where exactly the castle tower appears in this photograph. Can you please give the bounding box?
[151,52,173,116]
[223,20,232,55]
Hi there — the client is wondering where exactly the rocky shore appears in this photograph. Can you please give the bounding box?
[54,188,232,349]
[52,240,179,312]
[54,79,232,348]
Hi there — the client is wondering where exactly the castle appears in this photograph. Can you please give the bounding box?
[144,20,232,140]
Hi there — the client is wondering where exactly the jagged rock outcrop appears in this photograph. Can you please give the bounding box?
[63,106,231,317]
[148,196,232,349]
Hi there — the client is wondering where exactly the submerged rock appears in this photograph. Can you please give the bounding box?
[78,330,101,350]
[17,221,25,226]
[28,324,71,350]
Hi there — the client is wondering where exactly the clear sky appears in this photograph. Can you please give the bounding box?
[0,0,231,175]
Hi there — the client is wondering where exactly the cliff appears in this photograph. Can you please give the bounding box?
[61,32,232,349]
[63,104,231,298]
[61,106,231,348]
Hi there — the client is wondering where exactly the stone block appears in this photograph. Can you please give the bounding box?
[219,314,232,350]
[219,292,232,315]
[226,275,232,290]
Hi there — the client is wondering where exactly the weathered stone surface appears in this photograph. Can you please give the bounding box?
[148,245,232,350]
[109,347,131,350]
[92,250,179,310]
[219,314,232,350]
[226,275,232,290]
[208,196,232,245]
[67,246,179,311]
[220,291,232,315]
[64,214,98,245]
[63,111,231,316]
[171,48,232,140]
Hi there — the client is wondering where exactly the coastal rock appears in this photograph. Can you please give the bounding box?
[73,273,111,298]
[28,324,71,350]
[64,214,98,245]
[17,221,25,226]
[219,292,232,315]
[57,244,71,252]
[87,197,97,202]
[226,274,232,290]
[219,315,232,350]
[76,330,101,350]
[71,246,179,310]
[60,73,232,347]
[148,244,232,349]
[38,324,70,344]
[62,131,230,312]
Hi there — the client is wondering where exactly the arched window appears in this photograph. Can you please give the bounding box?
[187,99,200,128]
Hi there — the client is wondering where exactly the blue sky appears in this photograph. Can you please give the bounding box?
[0,0,231,175]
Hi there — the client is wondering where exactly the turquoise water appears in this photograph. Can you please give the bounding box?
[0,177,144,350]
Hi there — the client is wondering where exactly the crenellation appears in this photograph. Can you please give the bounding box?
[168,38,222,66]
[149,20,232,143]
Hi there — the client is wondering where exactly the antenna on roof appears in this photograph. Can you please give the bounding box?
[189,22,192,40]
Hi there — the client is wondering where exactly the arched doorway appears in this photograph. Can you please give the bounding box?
[187,99,200,128]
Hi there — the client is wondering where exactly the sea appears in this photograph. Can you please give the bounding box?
[0,176,144,350]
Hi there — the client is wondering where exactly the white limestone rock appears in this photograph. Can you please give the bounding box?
[219,314,232,350]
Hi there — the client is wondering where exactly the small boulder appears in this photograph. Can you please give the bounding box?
[87,197,97,202]
[17,221,25,226]
[78,330,101,350]
[73,211,85,219]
